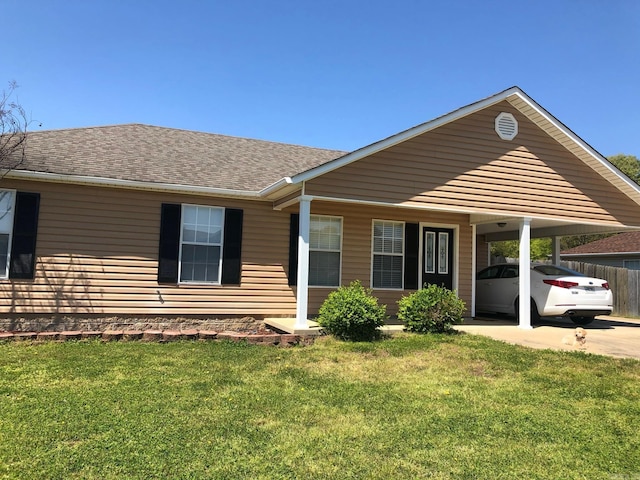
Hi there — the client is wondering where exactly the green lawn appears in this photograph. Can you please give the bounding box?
[1,334,639,480]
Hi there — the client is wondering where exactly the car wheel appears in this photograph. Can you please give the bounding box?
[570,316,595,326]
[514,298,540,324]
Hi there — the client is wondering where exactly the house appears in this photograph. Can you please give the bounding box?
[2,86,640,333]
[561,231,640,270]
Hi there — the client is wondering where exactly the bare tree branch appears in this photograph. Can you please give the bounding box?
[0,81,29,176]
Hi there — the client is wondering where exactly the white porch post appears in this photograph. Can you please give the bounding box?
[551,236,562,265]
[471,224,477,318]
[295,196,311,328]
[518,217,533,329]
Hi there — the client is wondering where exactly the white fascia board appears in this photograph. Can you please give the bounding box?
[289,87,523,185]
[5,170,262,200]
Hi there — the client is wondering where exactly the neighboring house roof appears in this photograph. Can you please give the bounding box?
[11,124,346,193]
[561,231,640,255]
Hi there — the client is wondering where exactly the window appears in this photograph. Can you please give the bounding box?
[179,205,224,283]
[424,231,435,273]
[476,265,501,280]
[438,231,449,274]
[0,191,16,278]
[372,220,404,289]
[158,204,243,285]
[623,260,640,270]
[309,215,342,287]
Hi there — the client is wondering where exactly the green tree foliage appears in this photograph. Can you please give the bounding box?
[608,154,640,184]
[490,238,551,260]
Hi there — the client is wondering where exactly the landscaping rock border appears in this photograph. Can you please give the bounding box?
[0,329,311,346]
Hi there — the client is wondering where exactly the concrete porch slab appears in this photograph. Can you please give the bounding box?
[265,318,406,336]
[264,318,324,335]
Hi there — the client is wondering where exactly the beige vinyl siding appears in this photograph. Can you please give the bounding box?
[304,201,473,317]
[476,237,490,272]
[305,101,640,227]
[0,180,297,317]
[505,95,640,203]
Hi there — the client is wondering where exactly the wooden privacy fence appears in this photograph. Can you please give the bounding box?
[561,261,640,318]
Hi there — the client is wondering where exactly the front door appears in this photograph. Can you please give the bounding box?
[422,227,454,290]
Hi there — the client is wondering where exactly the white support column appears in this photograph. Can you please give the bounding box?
[295,196,312,328]
[518,217,533,329]
[551,236,561,265]
[471,224,477,318]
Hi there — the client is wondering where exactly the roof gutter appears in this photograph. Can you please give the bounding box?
[259,176,294,197]
[5,170,262,199]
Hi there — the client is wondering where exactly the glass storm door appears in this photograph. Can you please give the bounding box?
[422,227,454,290]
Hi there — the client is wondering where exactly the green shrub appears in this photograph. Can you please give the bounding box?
[397,284,465,333]
[316,280,388,341]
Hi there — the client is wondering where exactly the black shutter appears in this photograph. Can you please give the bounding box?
[221,208,243,285]
[288,213,299,286]
[404,222,419,290]
[157,203,181,284]
[9,191,40,279]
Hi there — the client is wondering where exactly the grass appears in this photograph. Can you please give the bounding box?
[0,334,639,480]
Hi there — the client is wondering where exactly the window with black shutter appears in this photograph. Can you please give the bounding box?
[157,203,243,285]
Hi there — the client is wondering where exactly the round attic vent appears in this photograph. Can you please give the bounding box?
[495,112,518,140]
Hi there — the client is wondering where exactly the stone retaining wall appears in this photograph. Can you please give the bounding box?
[0,315,264,334]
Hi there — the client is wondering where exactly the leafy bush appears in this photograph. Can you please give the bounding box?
[317,280,388,341]
[397,284,465,333]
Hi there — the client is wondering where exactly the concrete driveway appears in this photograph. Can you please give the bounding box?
[455,315,640,360]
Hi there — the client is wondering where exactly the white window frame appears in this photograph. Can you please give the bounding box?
[309,215,342,287]
[0,190,16,280]
[178,204,225,284]
[371,219,405,290]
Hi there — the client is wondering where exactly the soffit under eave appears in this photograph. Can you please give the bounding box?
[506,95,640,207]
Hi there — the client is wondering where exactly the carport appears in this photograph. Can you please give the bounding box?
[468,94,640,329]
[473,217,640,329]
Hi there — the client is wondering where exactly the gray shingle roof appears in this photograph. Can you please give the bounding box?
[562,231,640,255]
[16,124,347,192]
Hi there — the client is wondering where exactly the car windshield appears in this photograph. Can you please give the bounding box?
[533,265,584,277]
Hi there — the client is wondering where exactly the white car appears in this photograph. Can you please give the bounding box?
[476,264,613,325]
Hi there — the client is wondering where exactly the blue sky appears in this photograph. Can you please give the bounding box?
[4,0,639,156]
